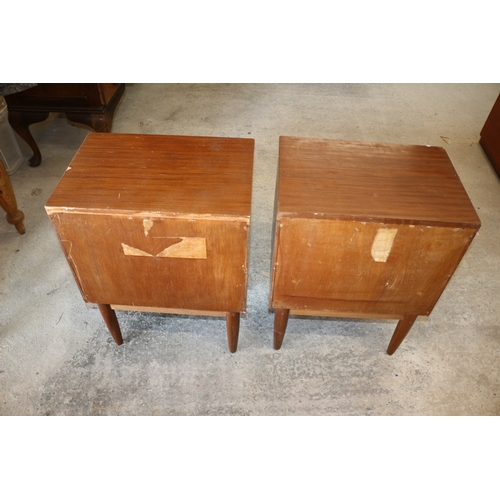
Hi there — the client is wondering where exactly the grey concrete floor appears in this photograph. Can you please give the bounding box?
[1,83,500,416]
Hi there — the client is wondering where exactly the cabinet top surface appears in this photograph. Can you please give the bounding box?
[277,136,481,227]
[46,133,254,217]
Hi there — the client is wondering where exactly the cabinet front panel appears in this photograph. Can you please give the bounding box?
[271,218,476,316]
[50,212,249,312]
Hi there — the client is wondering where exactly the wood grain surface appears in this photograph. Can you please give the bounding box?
[277,136,480,228]
[46,133,254,218]
[49,212,250,312]
[271,218,476,316]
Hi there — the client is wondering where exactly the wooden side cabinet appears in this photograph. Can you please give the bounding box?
[45,133,254,352]
[5,83,125,167]
[270,137,481,354]
[480,93,500,177]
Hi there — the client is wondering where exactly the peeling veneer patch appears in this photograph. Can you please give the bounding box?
[121,237,207,259]
[143,219,154,236]
[121,244,152,257]
[371,228,398,262]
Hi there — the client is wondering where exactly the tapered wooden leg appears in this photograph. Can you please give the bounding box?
[97,304,123,345]
[0,159,25,234]
[226,312,240,353]
[387,315,418,355]
[274,308,290,350]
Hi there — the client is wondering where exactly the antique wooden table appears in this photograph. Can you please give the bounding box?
[270,137,481,354]
[46,133,254,352]
[5,84,125,167]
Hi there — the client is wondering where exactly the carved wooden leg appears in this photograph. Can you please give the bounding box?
[8,110,49,167]
[274,308,290,350]
[387,315,418,355]
[0,159,25,234]
[66,112,112,133]
[226,312,240,353]
[66,84,124,133]
[97,304,123,345]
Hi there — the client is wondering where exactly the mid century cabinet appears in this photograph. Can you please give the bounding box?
[46,133,254,352]
[270,137,481,354]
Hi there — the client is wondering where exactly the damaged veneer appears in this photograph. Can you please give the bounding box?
[270,136,481,354]
[45,133,254,352]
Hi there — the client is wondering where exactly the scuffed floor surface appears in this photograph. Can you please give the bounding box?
[1,83,500,415]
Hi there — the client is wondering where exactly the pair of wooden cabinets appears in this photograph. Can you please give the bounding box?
[45,133,480,355]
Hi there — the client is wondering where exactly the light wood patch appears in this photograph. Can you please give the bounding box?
[371,227,398,262]
[121,237,207,259]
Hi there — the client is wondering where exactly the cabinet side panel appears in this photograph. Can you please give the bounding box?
[48,212,89,300]
[480,94,500,176]
[49,213,249,312]
[271,218,476,316]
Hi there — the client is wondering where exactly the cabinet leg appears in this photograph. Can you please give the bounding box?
[66,84,123,133]
[8,110,49,167]
[0,159,25,234]
[226,312,240,353]
[387,315,418,355]
[97,304,123,345]
[274,308,290,350]
[66,112,112,133]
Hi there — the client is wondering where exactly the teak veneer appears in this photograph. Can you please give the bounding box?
[46,133,254,352]
[270,137,481,354]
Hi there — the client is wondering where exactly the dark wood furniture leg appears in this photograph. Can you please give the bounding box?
[0,159,25,234]
[274,308,290,349]
[66,112,112,133]
[66,84,124,133]
[98,304,123,345]
[226,312,240,353]
[387,315,418,355]
[7,110,49,167]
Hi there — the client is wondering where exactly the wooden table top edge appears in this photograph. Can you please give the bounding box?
[278,135,447,151]
[44,205,251,222]
[85,131,256,142]
[275,210,481,230]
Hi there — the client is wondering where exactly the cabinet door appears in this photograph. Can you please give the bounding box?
[49,212,249,312]
[271,218,476,316]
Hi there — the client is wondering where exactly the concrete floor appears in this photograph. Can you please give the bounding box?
[1,83,500,416]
